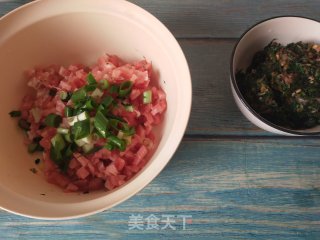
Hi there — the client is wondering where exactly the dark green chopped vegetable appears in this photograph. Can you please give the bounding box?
[49,88,57,97]
[109,85,119,94]
[9,110,21,117]
[72,119,91,140]
[71,87,87,103]
[143,90,152,104]
[119,81,133,97]
[87,72,97,85]
[101,95,114,108]
[236,41,320,130]
[107,135,126,151]
[18,119,30,130]
[64,106,74,117]
[94,111,109,138]
[84,84,96,92]
[104,142,114,151]
[45,113,62,128]
[100,79,109,90]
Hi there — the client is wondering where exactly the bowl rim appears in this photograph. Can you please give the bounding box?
[230,15,320,136]
[0,0,192,219]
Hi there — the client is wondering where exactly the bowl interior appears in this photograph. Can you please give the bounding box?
[232,17,320,134]
[0,0,191,219]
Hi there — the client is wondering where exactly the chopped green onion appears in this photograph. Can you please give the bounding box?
[72,119,91,140]
[91,88,104,99]
[100,79,109,90]
[109,85,119,94]
[57,127,69,135]
[107,135,126,151]
[28,143,38,153]
[60,91,69,101]
[82,143,94,153]
[71,87,87,103]
[9,110,21,117]
[143,90,152,104]
[64,106,74,117]
[104,143,114,151]
[75,135,92,147]
[125,105,134,112]
[77,111,90,121]
[101,95,114,108]
[87,72,97,85]
[45,113,62,128]
[51,134,66,152]
[49,88,57,97]
[84,84,96,92]
[18,119,30,130]
[64,133,72,143]
[84,98,96,110]
[94,111,109,137]
[119,81,133,97]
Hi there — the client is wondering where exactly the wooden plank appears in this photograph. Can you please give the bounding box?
[180,39,269,136]
[130,0,320,38]
[1,139,320,239]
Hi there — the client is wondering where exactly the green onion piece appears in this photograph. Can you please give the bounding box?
[84,84,96,92]
[101,95,114,108]
[57,127,69,135]
[109,118,120,130]
[71,87,87,103]
[87,72,97,85]
[64,106,74,117]
[28,143,38,153]
[94,111,109,138]
[109,85,119,94]
[60,91,69,101]
[100,79,109,90]
[119,81,133,97]
[82,143,94,153]
[91,88,104,99]
[51,134,66,152]
[18,119,30,130]
[125,105,134,112]
[9,110,21,117]
[143,90,152,104]
[49,88,57,97]
[84,98,96,110]
[64,133,72,143]
[45,113,62,128]
[107,135,126,151]
[104,143,114,151]
[72,119,91,140]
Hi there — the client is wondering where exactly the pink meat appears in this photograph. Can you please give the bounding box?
[19,54,167,192]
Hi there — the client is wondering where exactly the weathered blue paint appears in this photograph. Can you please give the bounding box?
[1,1,320,240]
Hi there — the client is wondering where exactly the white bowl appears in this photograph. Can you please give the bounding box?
[0,0,191,219]
[230,16,320,136]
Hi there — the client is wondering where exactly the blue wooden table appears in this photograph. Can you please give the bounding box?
[1,1,320,239]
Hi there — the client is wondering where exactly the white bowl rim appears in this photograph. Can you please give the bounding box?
[0,0,192,219]
[230,15,320,136]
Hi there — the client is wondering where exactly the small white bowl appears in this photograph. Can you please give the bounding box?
[230,16,320,136]
[0,0,191,219]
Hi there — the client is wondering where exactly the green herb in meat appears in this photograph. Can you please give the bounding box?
[236,41,320,129]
